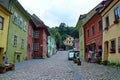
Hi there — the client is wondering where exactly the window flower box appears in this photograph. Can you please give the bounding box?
[110,48,115,53]
[118,47,120,53]
[104,27,108,30]
[114,19,119,24]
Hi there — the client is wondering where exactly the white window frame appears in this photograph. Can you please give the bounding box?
[33,43,39,51]
[34,31,39,38]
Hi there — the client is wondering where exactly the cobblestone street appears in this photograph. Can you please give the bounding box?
[0,51,74,80]
[0,51,120,80]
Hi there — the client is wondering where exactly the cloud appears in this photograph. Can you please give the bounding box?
[18,0,103,27]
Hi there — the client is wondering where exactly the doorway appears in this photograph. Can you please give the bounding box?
[103,41,108,61]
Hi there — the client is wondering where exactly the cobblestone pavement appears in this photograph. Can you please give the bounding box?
[0,51,74,80]
[0,51,120,80]
[69,59,120,80]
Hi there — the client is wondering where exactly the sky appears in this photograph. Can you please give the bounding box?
[18,0,103,27]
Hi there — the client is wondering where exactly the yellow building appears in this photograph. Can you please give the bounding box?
[101,0,120,63]
[0,4,11,64]
[63,35,74,47]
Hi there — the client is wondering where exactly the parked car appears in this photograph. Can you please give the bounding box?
[68,51,75,60]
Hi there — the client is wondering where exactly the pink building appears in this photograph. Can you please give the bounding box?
[27,14,50,59]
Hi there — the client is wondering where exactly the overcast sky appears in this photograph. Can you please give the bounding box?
[18,0,103,27]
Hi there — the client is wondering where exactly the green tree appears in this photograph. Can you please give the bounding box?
[49,27,62,49]
[49,22,79,49]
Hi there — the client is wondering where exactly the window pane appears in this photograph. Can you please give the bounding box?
[105,16,109,27]
[0,17,2,22]
[92,26,94,35]
[98,20,102,31]
[0,24,2,29]
[114,7,120,20]
[0,17,3,30]
[14,35,17,47]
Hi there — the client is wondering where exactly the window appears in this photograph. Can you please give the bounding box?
[105,16,109,27]
[98,20,102,32]
[27,44,30,52]
[23,22,27,31]
[33,43,39,51]
[87,30,90,37]
[110,40,116,53]
[0,16,3,30]
[114,7,120,20]
[33,31,39,38]
[14,35,17,47]
[13,12,18,24]
[19,18,23,28]
[92,25,95,35]
[21,39,24,48]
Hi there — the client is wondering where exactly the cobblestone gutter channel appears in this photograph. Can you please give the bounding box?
[67,61,82,80]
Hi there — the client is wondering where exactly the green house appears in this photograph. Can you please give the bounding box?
[6,1,30,63]
[48,35,56,57]
[76,15,86,60]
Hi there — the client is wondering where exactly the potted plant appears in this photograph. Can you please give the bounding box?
[5,63,15,71]
[0,64,6,73]
[103,60,108,65]
[73,57,77,63]
[9,63,15,70]
[110,48,115,53]
[77,58,81,65]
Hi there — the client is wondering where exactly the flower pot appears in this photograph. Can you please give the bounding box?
[77,61,81,65]
[114,20,119,24]
[5,63,15,71]
[104,27,108,30]
[0,67,6,73]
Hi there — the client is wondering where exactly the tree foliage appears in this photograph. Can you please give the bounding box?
[49,23,79,49]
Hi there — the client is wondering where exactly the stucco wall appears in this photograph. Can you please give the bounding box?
[7,4,29,63]
[102,0,120,63]
[0,6,10,64]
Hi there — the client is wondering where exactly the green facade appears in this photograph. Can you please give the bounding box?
[6,1,30,63]
[48,36,56,57]
[76,20,85,60]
